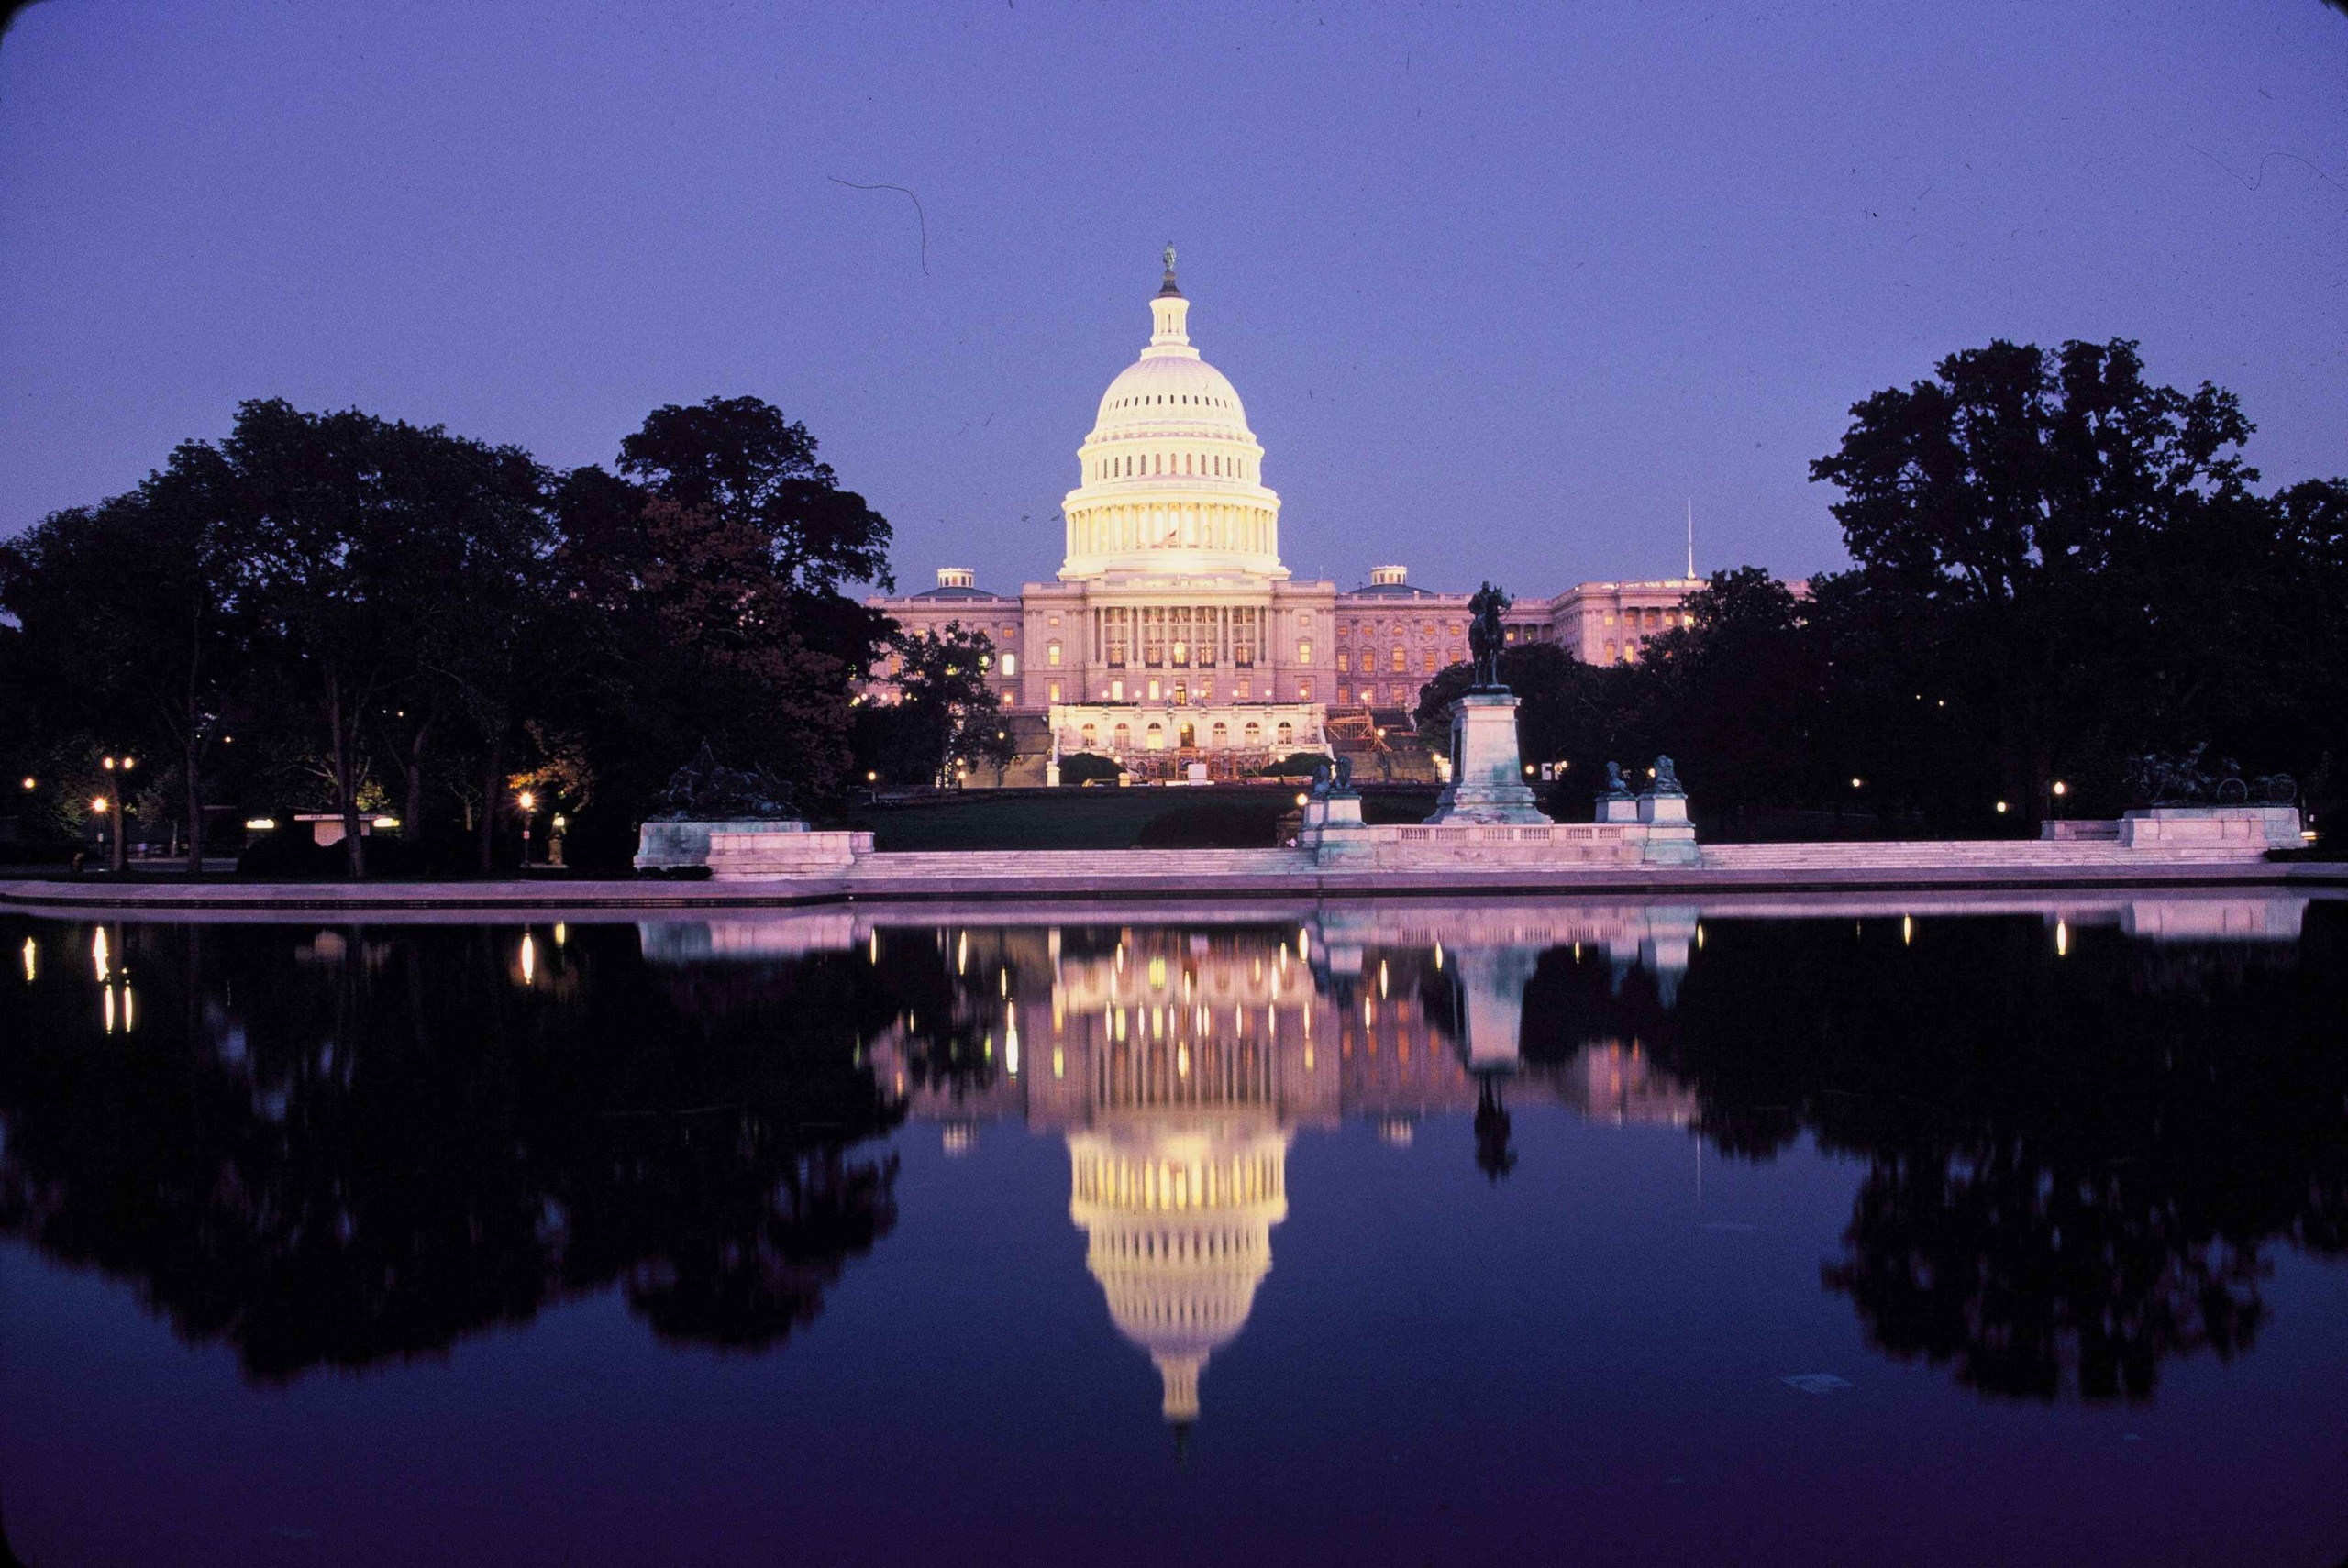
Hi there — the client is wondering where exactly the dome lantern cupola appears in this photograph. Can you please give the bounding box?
[1148,244,1192,354]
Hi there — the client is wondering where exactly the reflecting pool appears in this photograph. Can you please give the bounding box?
[2,892,2343,1566]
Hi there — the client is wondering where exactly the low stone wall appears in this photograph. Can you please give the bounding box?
[2118,805,2302,853]
[636,818,811,871]
[1337,821,1680,868]
[1296,790,1697,868]
[630,803,2302,884]
[2040,820,2121,842]
[705,830,872,878]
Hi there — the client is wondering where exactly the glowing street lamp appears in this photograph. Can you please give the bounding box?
[516,790,536,867]
[96,755,135,871]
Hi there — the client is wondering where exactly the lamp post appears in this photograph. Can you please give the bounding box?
[100,755,135,873]
[517,790,536,868]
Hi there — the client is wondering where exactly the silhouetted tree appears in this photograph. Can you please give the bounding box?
[855,622,1014,787]
[1811,338,2258,826]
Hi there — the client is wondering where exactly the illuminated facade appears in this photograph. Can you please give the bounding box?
[866,257,1702,777]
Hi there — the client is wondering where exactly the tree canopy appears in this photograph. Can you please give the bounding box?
[2,394,895,873]
[1416,341,2345,835]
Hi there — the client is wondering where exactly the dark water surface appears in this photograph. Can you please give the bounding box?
[1,894,2343,1567]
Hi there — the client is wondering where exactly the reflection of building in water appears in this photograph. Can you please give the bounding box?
[1037,930,1331,1427]
[1069,1115,1288,1424]
[858,919,1697,1429]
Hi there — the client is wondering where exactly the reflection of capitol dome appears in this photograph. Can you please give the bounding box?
[1059,248,1284,582]
[1069,1118,1289,1424]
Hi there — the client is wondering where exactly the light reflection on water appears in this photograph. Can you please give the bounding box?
[0,890,2342,1565]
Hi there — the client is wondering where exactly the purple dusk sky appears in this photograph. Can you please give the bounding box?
[2,4,2342,596]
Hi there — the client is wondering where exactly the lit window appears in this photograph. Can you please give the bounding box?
[1048,682,1062,703]
[1390,646,1406,671]
[1277,722,1294,745]
[1047,640,1062,667]
[1297,640,1312,662]
[1423,651,1436,672]
[1336,652,1350,673]
[1001,653,1017,676]
[1297,680,1312,701]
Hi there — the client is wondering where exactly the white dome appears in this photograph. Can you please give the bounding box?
[1092,356,1252,440]
[1058,255,1284,582]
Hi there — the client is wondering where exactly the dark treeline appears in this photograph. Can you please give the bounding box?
[0,394,1010,873]
[1420,339,2348,833]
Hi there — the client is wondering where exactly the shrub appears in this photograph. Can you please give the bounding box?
[1058,753,1123,787]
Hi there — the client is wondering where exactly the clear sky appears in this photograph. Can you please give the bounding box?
[2,3,2342,595]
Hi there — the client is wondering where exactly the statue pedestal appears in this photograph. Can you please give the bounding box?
[1635,790,1698,864]
[1425,691,1549,825]
[1299,793,1375,866]
[1637,791,1689,825]
[1597,795,1640,823]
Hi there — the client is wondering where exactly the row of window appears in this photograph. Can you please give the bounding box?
[1063,675,1313,704]
[1111,392,1231,411]
[1336,647,1456,674]
[1025,670,1456,709]
[1340,620,1463,639]
[1089,449,1252,482]
[1076,718,1298,754]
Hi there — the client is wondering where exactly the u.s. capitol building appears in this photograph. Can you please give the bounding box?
[868,251,1699,778]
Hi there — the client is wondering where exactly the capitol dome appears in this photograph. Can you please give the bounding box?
[1059,249,1284,582]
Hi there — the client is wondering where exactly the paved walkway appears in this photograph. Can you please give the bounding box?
[4,845,2342,914]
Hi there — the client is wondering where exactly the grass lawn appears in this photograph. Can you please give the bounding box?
[819,786,1442,851]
